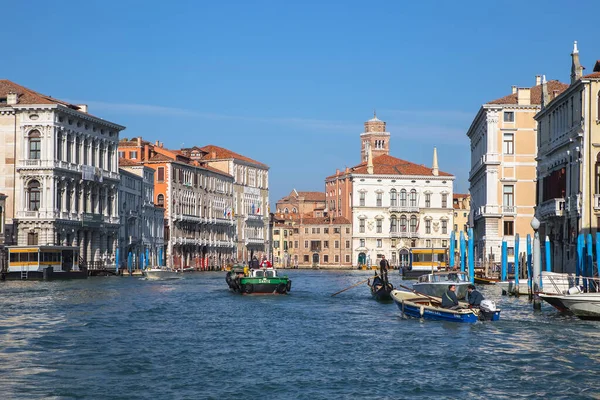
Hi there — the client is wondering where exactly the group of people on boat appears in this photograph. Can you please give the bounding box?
[442,284,484,310]
[249,255,272,269]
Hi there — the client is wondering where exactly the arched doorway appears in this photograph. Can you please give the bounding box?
[358,252,366,266]
[312,253,319,264]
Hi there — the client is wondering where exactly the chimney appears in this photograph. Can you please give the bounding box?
[211,151,217,159]
[432,147,439,176]
[7,92,18,105]
[137,137,142,147]
[155,140,160,146]
[517,87,531,105]
[552,90,560,99]
[541,75,550,108]
[571,40,583,84]
[535,75,542,86]
[77,104,88,113]
[511,86,517,94]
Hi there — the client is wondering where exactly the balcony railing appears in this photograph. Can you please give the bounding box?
[389,205,420,213]
[502,205,516,214]
[390,231,419,238]
[537,198,565,219]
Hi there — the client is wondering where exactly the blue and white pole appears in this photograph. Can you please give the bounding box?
[501,239,507,281]
[545,236,551,273]
[468,228,474,283]
[527,234,532,294]
[449,231,455,269]
[514,233,520,294]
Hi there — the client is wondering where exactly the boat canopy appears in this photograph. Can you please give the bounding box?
[418,271,469,283]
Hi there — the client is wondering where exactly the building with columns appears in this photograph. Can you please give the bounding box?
[118,160,165,269]
[466,76,568,264]
[0,80,124,266]
[535,42,600,273]
[182,145,270,263]
[118,138,235,269]
[327,114,455,268]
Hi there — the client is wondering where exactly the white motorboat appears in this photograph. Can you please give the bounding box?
[412,271,471,300]
[143,266,180,280]
[559,292,600,319]
[498,271,573,296]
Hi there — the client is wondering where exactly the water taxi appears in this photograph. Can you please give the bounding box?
[226,265,291,295]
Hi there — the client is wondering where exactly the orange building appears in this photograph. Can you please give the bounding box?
[118,137,235,269]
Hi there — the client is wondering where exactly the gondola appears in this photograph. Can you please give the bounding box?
[368,274,394,301]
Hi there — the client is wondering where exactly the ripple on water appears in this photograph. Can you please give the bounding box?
[1,271,600,399]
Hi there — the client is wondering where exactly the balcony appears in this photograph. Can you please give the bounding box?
[473,205,501,220]
[245,214,264,223]
[389,205,420,213]
[595,194,600,211]
[469,153,501,179]
[502,205,516,215]
[390,231,419,238]
[537,198,565,219]
[245,237,264,246]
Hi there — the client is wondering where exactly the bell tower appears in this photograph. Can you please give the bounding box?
[360,111,390,162]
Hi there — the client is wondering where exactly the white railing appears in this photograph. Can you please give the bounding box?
[537,198,565,219]
[502,205,516,214]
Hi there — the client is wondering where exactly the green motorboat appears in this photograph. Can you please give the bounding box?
[226,265,292,295]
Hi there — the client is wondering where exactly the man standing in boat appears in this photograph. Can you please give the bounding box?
[380,255,390,286]
[442,284,460,309]
[260,255,272,269]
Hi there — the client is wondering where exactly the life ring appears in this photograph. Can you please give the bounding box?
[245,284,254,294]
[286,281,292,292]
[277,283,287,294]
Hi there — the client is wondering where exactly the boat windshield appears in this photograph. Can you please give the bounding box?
[265,270,276,278]
[254,270,264,278]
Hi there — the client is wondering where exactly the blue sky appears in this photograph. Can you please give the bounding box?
[4,0,600,204]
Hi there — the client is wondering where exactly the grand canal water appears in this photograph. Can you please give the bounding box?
[0,270,599,400]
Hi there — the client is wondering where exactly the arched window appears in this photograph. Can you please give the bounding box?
[28,130,41,160]
[400,189,407,207]
[410,216,418,233]
[292,207,297,213]
[27,180,41,211]
[284,207,289,214]
[157,194,164,207]
[400,216,407,232]
[410,189,418,207]
[390,189,397,206]
[390,215,397,232]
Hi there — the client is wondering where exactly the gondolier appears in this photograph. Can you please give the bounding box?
[380,255,390,284]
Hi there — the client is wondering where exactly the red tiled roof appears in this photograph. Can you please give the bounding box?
[301,216,351,225]
[294,191,326,201]
[350,154,453,177]
[488,80,569,105]
[118,158,140,166]
[199,145,268,168]
[453,193,469,199]
[147,153,173,162]
[119,138,152,147]
[583,72,600,79]
[0,79,81,109]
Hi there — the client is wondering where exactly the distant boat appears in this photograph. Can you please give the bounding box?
[391,290,500,323]
[368,275,394,301]
[412,271,471,300]
[143,266,180,280]
[540,285,600,319]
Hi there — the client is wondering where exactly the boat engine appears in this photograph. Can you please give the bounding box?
[480,299,497,312]
[478,299,498,321]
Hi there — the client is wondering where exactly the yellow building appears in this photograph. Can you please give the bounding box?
[535,42,600,273]
[467,76,568,263]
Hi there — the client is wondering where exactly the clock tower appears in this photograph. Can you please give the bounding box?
[360,112,390,162]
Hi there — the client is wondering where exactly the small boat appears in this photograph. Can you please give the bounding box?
[538,292,572,314]
[226,265,291,295]
[557,290,600,320]
[391,290,501,323]
[143,266,180,280]
[412,271,470,299]
[368,274,394,301]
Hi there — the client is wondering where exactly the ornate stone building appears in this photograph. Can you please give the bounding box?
[535,42,600,273]
[326,114,455,268]
[182,145,269,262]
[466,75,568,263]
[118,138,235,269]
[118,161,165,269]
[0,80,124,265]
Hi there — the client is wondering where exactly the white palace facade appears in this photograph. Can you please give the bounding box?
[0,80,124,266]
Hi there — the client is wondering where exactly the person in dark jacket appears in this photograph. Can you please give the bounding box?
[467,284,484,307]
[441,284,460,309]
[379,255,390,284]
